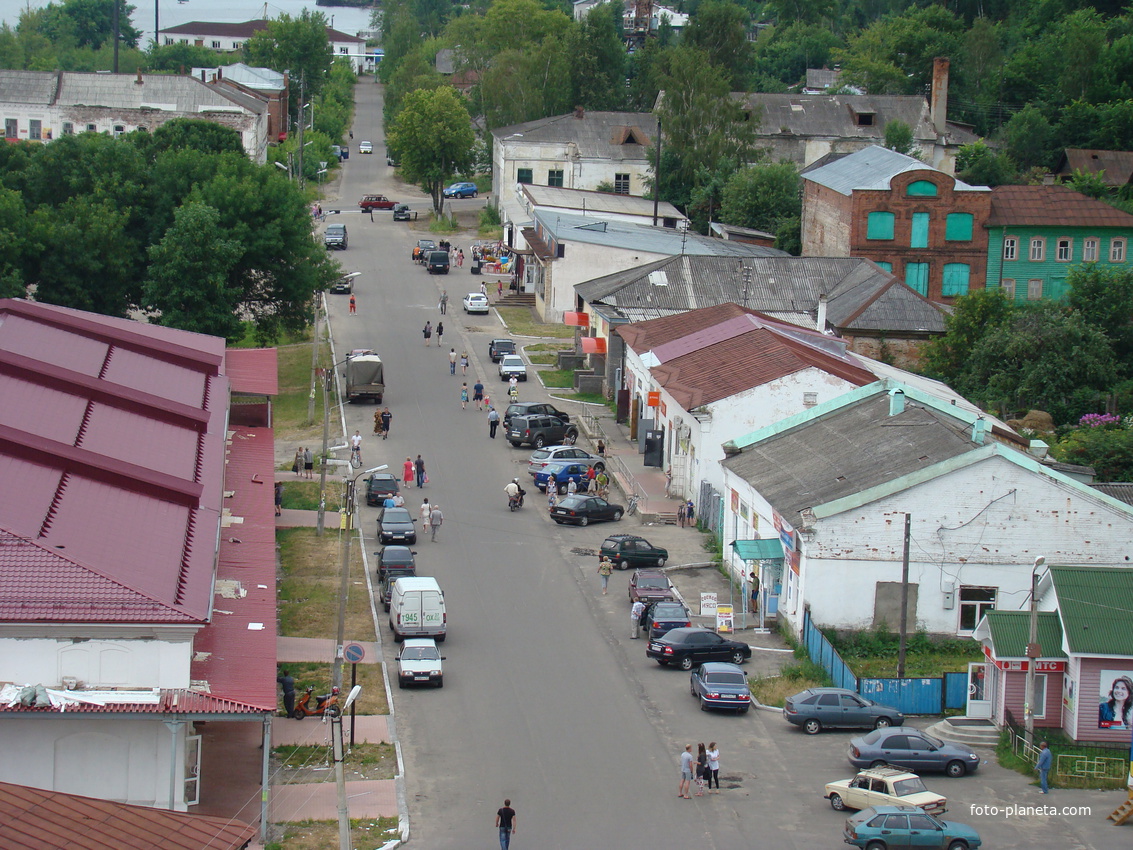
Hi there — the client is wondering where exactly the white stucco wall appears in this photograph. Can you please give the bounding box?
[0,634,193,689]
[541,240,667,321]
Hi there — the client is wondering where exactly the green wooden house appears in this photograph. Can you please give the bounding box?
[985,184,1133,302]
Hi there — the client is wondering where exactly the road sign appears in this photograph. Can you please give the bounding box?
[344,642,366,663]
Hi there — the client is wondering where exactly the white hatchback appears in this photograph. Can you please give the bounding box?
[358,141,373,154]
[396,638,445,688]
[463,293,490,314]
[498,354,527,381]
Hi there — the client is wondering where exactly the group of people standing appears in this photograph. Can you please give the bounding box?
[679,743,722,797]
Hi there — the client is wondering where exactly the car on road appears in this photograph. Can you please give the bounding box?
[641,600,690,640]
[690,662,752,713]
[426,251,450,274]
[498,354,527,381]
[413,239,437,262]
[628,568,675,604]
[443,181,478,198]
[396,638,444,688]
[848,727,982,777]
[365,473,401,507]
[647,627,751,670]
[601,534,668,569]
[824,767,947,816]
[509,415,579,449]
[842,805,981,850]
[533,462,588,494]
[358,141,373,154]
[377,507,417,544]
[329,272,359,294]
[392,204,412,221]
[359,194,395,211]
[784,687,905,735]
[507,403,569,431]
[549,494,623,526]
[324,223,348,250]
[488,339,516,362]
[526,444,600,474]
[376,545,416,582]
[463,293,490,314]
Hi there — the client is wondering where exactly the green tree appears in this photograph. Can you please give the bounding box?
[921,288,1015,385]
[1052,426,1133,481]
[145,42,223,72]
[244,10,334,114]
[836,5,964,95]
[883,120,916,156]
[1067,264,1133,367]
[387,86,475,214]
[384,46,446,125]
[680,0,753,90]
[1002,104,1056,171]
[478,41,572,131]
[719,161,801,236]
[0,187,31,298]
[32,0,141,50]
[750,22,843,89]
[147,117,246,157]
[955,141,1017,187]
[566,1,626,110]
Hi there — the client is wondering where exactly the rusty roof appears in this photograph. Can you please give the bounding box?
[986,184,1133,228]
[1056,149,1133,186]
[0,780,256,849]
[225,347,278,396]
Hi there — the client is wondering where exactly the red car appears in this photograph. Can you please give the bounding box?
[359,194,396,211]
[628,569,676,604]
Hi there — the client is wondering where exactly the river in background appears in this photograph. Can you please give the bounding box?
[0,0,377,46]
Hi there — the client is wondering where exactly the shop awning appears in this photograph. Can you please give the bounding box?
[580,336,607,354]
[731,538,784,560]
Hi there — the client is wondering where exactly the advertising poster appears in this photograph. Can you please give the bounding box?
[716,604,734,634]
[1098,669,1133,730]
[700,593,718,618]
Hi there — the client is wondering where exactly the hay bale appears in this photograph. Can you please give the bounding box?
[1015,410,1055,432]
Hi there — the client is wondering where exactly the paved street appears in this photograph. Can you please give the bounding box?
[307,81,1131,849]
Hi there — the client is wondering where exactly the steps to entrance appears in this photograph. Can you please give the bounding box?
[925,717,1000,748]
[1107,796,1133,825]
[495,293,535,308]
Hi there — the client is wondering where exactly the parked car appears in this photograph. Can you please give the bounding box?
[601,534,668,569]
[508,415,578,449]
[489,339,517,362]
[843,806,981,850]
[824,767,947,816]
[443,181,478,198]
[359,194,396,211]
[784,687,905,735]
[358,141,373,154]
[392,204,412,221]
[533,462,589,493]
[413,239,437,262]
[690,662,752,713]
[526,445,600,475]
[377,507,417,544]
[426,251,450,274]
[329,272,360,294]
[641,600,690,639]
[549,494,623,526]
[628,568,676,604]
[646,627,751,670]
[365,472,400,507]
[395,638,444,688]
[375,545,416,582]
[324,223,348,250]
[498,354,527,381]
[507,403,569,431]
[463,293,490,314]
[848,727,982,777]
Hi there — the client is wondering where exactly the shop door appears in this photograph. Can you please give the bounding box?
[966,662,992,719]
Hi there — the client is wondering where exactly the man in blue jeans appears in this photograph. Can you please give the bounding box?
[496,799,517,848]
[1036,741,1052,793]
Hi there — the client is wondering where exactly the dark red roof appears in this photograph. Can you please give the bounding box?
[986,184,1133,228]
[0,780,256,849]
[160,19,364,42]
[225,347,279,396]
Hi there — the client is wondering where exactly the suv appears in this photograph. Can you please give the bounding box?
[365,472,400,507]
[628,568,676,604]
[324,223,348,250]
[426,251,450,274]
[824,767,947,816]
[506,403,569,430]
[507,414,578,448]
[329,272,359,294]
[413,239,437,263]
[392,204,412,221]
[443,181,478,198]
[601,534,668,569]
[359,194,395,211]
[498,354,527,381]
[488,339,516,362]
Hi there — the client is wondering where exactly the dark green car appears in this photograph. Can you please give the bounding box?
[600,534,668,570]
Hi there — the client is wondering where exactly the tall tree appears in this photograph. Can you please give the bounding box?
[836,5,964,95]
[244,10,334,115]
[478,41,572,131]
[30,0,141,50]
[387,86,476,214]
[921,288,1015,385]
[680,0,753,90]
[719,161,800,236]
[1067,265,1133,368]
[566,1,626,110]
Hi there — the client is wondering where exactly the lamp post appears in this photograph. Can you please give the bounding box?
[333,464,387,690]
[1024,555,1046,747]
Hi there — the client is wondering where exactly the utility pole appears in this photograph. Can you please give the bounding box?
[307,294,321,424]
[316,367,332,536]
[296,75,306,188]
[1024,555,1046,747]
[897,513,911,678]
[332,686,361,850]
[651,117,661,226]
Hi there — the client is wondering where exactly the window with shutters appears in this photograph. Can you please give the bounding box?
[905,262,929,296]
[910,212,929,248]
[945,213,973,241]
[906,180,938,196]
[942,264,970,297]
[866,212,895,240]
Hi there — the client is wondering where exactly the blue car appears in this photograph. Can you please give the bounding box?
[689,662,751,713]
[534,462,589,493]
[843,805,981,849]
[443,181,478,198]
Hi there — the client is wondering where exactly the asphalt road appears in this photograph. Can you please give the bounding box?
[322,82,1126,850]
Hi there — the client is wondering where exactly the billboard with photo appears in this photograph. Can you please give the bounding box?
[1098,669,1133,730]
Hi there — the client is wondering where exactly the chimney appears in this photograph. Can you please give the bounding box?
[574,106,585,119]
[888,389,905,416]
[930,57,949,137]
[200,69,206,82]
[135,69,143,85]
[971,417,987,445]
[816,293,827,332]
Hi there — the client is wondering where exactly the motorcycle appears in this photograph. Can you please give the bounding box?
[292,685,341,719]
[507,490,525,511]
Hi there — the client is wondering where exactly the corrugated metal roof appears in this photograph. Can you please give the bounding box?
[0,70,58,105]
[225,348,278,396]
[493,111,659,160]
[983,610,1066,659]
[987,184,1133,228]
[802,145,987,196]
[190,62,286,92]
[523,184,684,221]
[538,210,785,257]
[0,781,257,850]
[57,72,253,114]
[1090,483,1133,506]
[1050,566,1133,656]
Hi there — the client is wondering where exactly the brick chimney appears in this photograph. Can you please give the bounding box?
[135,69,143,85]
[930,57,949,137]
[574,106,584,119]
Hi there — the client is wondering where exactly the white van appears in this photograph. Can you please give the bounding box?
[389,576,446,643]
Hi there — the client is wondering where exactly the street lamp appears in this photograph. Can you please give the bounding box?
[334,464,388,690]
[1024,555,1046,747]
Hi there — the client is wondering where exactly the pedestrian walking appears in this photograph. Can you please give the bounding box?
[473,381,485,410]
[419,498,431,533]
[596,469,609,497]
[488,406,500,438]
[293,448,303,478]
[277,669,296,718]
[1037,741,1052,793]
[566,477,577,496]
[483,393,491,411]
[349,129,353,140]
[630,599,645,639]
[414,454,426,488]
[498,279,503,298]
[496,799,517,850]
[436,322,444,345]
[439,291,448,315]
[679,745,694,798]
[380,408,392,440]
[457,248,464,267]
[423,322,432,346]
[586,465,597,492]
[598,556,613,595]
[274,481,283,516]
[547,487,557,511]
[403,457,414,485]
[596,439,606,457]
[303,447,313,479]
[677,501,687,527]
[349,294,356,314]
[461,383,469,409]
[374,409,383,435]
[429,504,443,541]
[695,743,708,796]
[706,743,721,792]
[508,384,519,402]
[460,351,469,374]
[685,499,695,524]
[480,280,487,297]
[449,348,457,375]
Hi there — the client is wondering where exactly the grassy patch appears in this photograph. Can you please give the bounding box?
[231,324,312,349]
[266,819,399,850]
[850,652,983,678]
[279,480,342,512]
[995,728,1128,790]
[751,671,827,708]
[496,306,576,339]
[273,742,396,775]
[428,214,461,234]
[539,369,575,389]
[277,528,377,643]
[823,624,982,678]
[552,391,607,405]
[274,342,331,444]
[524,342,574,365]
[275,661,388,715]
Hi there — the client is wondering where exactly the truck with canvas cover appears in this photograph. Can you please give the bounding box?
[346,354,384,403]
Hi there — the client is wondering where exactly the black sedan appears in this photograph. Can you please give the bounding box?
[647,627,751,671]
[376,545,416,582]
[690,662,752,713]
[366,472,400,507]
[550,495,623,526]
[378,507,417,544]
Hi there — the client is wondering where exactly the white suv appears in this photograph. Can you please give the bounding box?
[498,354,527,381]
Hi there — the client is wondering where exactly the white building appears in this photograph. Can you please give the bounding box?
[159,20,370,73]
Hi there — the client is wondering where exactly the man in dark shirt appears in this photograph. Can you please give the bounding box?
[276,669,295,718]
[495,799,517,849]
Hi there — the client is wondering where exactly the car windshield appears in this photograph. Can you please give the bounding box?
[706,672,747,686]
[638,577,668,589]
[892,777,929,795]
[401,647,439,661]
[383,509,411,522]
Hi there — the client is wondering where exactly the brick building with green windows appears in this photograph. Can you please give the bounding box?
[801,146,992,303]
[985,184,1133,302]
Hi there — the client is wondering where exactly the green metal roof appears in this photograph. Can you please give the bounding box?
[1050,566,1133,656]
[731,538,784,560]
[983,610,1066,659]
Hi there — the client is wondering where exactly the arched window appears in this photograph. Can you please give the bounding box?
[906,180,938,197]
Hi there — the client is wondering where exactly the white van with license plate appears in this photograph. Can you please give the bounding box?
[389,576,446,642]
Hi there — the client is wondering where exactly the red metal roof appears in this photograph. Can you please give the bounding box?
[987,184,1133,228]
[225,347,279,396]
[0,780,256,849]
[0,687,269,715]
